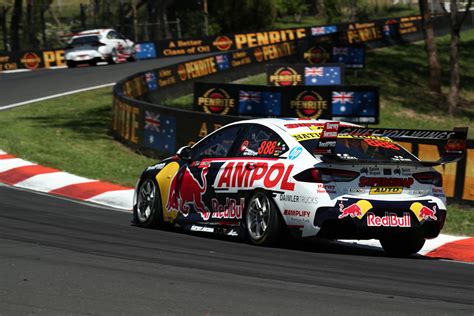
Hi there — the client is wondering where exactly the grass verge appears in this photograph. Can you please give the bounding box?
[0,88,156,187]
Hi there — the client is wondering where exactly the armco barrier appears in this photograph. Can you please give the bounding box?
[112,13,473,202]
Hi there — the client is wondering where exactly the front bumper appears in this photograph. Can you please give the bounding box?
[315,198,446,240]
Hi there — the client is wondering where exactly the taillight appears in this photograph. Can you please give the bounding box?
[413,171,442,187]
[295,168,359,183]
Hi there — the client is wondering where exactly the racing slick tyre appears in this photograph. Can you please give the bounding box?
[127,53,137,62]
[107,49,119,65]
[380,234,425,257]
[66,60,76,68]
[244,190,283,246]
[133,176,164,228]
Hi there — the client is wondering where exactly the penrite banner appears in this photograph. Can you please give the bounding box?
[266,63,345,86]
[193,82,379,123]
[299,42,366,68]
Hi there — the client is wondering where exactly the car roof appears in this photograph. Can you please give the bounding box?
[230,118,360,135]
[71,29,114,39]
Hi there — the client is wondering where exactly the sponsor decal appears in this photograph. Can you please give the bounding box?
[157,68,176,87]
[269,67,301,86]
[338,200,373,219]
[167,166,211,220]
[367,212,411,227]
[190,225,214,233]
[279,194,318,204]
[211,198,244,219]
[288,146,303,160]
[363,138,400,150]
[410,202,437,221]
[412,190,429,195]
[212,36,233,51]
[317,183,336,194]
[254,47,263,62]
[283,210,310,217]
[359,177,414,188]
[234,28,306,49]
[177,57,217,81]
[112,98,140,144]
[21,52,41,69]
[346,22,383,44]
[197,88,235,115]
[348,188,365,193]
[216,161,295,191]
[290,91,329,119]
[338,128,456,140]
[303,46,330,64]
[369,186,403,194]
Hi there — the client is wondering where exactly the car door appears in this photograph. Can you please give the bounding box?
[169,125,244,223]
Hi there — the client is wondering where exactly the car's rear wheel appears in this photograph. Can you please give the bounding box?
[66,60,76,68]
[380,233,425,257]
[244,191,282,246]
[133,176,164,228]
[127,52,137,62]
[107,49,119,65]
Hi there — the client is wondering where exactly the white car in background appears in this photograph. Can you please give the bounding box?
[64,29,136,68]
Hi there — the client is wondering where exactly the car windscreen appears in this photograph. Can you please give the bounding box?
[298,136,417,162]
[71,36,100,45]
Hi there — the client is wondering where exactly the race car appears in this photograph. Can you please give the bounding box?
[132,118,467,256]
[64,29,136,67]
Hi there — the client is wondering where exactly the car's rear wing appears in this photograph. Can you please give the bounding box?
[60,32,100,38]
[316,122,468,166]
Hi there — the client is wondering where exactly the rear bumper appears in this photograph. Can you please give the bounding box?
[314,198,446,240]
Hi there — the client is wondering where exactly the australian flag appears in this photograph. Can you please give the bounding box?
[304,66,342,85]
[145,71,158,91]
[135,42,157,59]
[332,91,376,116]
[331,46,364,68]
[238,90,281,116]
[311,25,337,36]
[143,111,176,154]
[215,54,230,71]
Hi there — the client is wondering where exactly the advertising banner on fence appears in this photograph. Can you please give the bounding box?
[0,49,65,71]
[299,43,366,68]
[266,63,344,86]
[193,82,379,123]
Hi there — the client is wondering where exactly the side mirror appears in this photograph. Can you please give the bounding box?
[176,146,192,161]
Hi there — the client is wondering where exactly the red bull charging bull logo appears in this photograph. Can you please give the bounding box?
[167,166,210,220]
[338,200,373,219]
[410,202,437,221]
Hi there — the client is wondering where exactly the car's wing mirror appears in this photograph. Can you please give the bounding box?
[176,146,192,161]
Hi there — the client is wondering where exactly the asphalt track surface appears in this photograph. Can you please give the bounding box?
[1,184,473,315]
[0,56,202,107]
[1,58,473,315]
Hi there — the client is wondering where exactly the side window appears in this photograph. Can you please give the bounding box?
[236,125,288,158]
[191,126,242,160]
[107,31,117,39]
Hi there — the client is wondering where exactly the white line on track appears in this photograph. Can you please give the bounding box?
[0,82,115,110]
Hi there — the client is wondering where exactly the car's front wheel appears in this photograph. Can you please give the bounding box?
[244,191,283,246]
[380,233,425,257]
[133,177,164,228]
